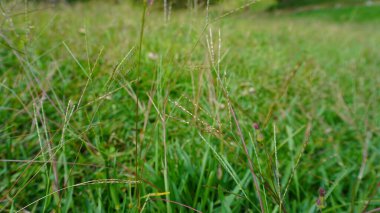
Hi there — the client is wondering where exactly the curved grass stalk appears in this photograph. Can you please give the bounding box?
[16,179,139,213]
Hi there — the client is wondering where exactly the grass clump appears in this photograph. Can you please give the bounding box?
[0,0,380,212]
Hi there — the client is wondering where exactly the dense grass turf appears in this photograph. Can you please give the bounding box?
[275,0,370,8]
[290,5,380,22]
[1,1,379,212]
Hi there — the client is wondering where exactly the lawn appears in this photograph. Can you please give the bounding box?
[0,1,379,212]
[290,5,380,22]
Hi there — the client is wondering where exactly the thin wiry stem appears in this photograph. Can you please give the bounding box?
[282,122,312,202]
[151,198,203,213]
[147,94,171,213]
[209,45,265,210]
[229,105,265,213]
[365,208,380,213]
[135,2,147,209]
[274,123,282,212]
[16,179,139,213]
[0,159,107,168]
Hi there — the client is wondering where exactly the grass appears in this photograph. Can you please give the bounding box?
[290,5,380,23]
[1,0,380,212]
[274,0,373,9]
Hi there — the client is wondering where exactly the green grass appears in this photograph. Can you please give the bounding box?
[1,1,380,212]
[275,0,370,9]
[291,5,380,22]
